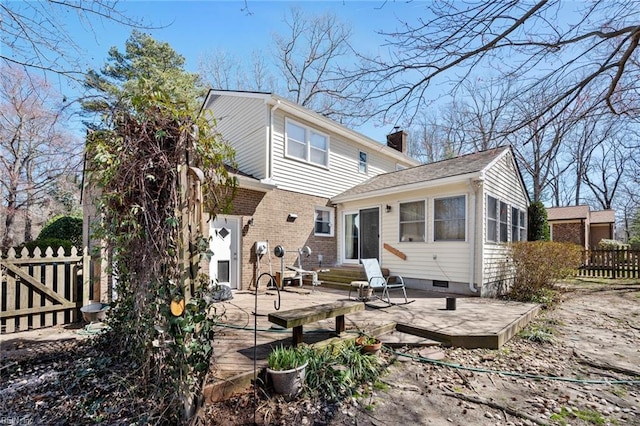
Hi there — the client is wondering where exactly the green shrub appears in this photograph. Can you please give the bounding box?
[508,241,582,302]
[597,239,629,249]
[38,215,82,248]
[17,238,74,256]
[527,201,549,241]
[301,340,386,402]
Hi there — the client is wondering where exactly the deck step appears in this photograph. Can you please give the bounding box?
[378,330,442,348]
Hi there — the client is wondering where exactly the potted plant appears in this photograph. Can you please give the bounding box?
[266,345,309,397]
[355,335,382,354]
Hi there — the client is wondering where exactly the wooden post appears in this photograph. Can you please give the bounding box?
[82,247,91,308]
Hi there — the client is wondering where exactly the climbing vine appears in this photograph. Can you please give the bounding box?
[84,32,237,422]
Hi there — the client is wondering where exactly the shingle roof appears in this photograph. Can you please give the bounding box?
[589,209,615,224]
[547,206,590,220]
[546,206,615,224]
[332,146,510,201]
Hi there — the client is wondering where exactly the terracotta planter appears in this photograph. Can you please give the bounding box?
[356,336,382,354]
[267,361,308,397]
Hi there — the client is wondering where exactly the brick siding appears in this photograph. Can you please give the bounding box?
[551,223,583,246]
[230,187,336,290]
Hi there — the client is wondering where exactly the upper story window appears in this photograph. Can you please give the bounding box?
[512,207,527,241]
[399,201,425,242]
[434,195,466,241]
[285,119,329,167]
[314,206,334,237]
[359,151,368,173]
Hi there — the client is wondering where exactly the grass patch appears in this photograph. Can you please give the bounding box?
[611,386,627,397]
[519,323,555,343]
[550,407,607,425]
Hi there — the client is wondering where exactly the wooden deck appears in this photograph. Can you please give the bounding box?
[203,286,540,402]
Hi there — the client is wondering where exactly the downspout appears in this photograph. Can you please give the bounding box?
[467,178,483,293]
[267,100,281,180]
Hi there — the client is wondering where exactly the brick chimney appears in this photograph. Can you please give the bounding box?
[386,128,408,154]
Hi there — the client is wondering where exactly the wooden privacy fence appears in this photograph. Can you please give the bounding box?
[578,249,640,279]
[1,246,91,333]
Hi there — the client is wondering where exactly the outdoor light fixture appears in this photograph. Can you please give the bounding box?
[247,217,254,226]
[385,205,392,213]
[287,213,298,222]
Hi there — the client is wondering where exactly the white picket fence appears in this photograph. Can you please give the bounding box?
[0,246,91,333]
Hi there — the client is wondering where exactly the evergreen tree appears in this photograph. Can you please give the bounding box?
[528,201,550,241]
[84,31,235,422]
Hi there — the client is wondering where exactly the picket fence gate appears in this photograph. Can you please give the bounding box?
[0,246,91,333]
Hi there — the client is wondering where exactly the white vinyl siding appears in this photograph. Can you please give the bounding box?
[336,183,471,285]
[271,111,406,198]
[481,152,529,295]
[204,94,268,179]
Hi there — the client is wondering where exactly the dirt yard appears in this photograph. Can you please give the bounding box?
[1,279,639,425]
[202,279,640,426]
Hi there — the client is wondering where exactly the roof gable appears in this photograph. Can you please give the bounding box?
[332,146,513,202]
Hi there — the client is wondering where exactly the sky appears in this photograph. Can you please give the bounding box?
[33,0,433,142]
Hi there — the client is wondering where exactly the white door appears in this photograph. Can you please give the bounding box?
[210,216,240,289]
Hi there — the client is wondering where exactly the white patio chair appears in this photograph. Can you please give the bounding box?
[360,258,408,305]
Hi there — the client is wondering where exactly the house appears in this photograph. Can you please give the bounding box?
[331,146,529,297]
[201,90,419,291]
[547,206,615,249]
[86,90,530,299]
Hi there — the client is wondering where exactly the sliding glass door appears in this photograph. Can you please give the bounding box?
[343,207,379,263]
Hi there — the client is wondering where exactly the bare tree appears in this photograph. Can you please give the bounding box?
[582,135,627,210]
[0,64,81,250]
[273,7,371,125]
[1,1,144,81]
[349,1,640,129]
[508,90,578,203]
[198,49,246,90]
[198,49,277,92]
[408,111,463,163]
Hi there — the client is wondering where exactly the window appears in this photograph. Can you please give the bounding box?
[434,196,465,241]
[487,196,498,242]
[344,212,359,260]
[314,206,334,237]
[512,207,527,241]
[285,119,329,167]
[399,201,425,242]
[359,151,368,173]
[499,201,508,242]
[488,196,509,242]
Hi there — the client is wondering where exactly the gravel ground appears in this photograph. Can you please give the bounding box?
[1,279,639,425]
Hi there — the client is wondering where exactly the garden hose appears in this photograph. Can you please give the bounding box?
[385,347,640,385]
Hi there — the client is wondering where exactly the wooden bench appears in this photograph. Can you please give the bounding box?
[268,301,365,346]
